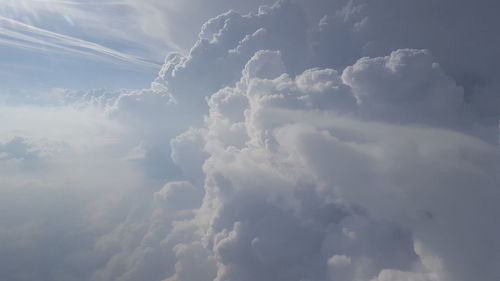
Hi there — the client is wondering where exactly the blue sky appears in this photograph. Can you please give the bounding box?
[0,0,170,90]
[0,0,278,91]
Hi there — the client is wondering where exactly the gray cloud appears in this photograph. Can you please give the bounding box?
[1,1,499,281]
[184,49,499,281]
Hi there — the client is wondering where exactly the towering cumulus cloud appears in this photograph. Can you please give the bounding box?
[1,0,499,281]
[110,1,499,280]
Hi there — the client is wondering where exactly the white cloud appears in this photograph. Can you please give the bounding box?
[124,0,277,50]
[164,45,498,281]
[1,1,499,281]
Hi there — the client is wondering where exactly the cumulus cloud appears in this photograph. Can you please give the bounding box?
[1,1,499,281]
[125,0,277,50]
[171,49,497,281]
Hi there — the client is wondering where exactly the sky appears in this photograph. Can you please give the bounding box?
[0,0,277,90]
[0,1,499,281]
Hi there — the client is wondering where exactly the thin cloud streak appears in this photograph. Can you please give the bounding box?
[30,0,126,5]
[0,15,162,69]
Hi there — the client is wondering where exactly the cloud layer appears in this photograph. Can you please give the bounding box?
[1,1,499,281]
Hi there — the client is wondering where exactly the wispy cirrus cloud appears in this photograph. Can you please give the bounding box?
[0,0,275,71]
[0,15,161,69]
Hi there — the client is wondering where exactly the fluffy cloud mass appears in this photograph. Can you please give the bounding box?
[1,1,499,281]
